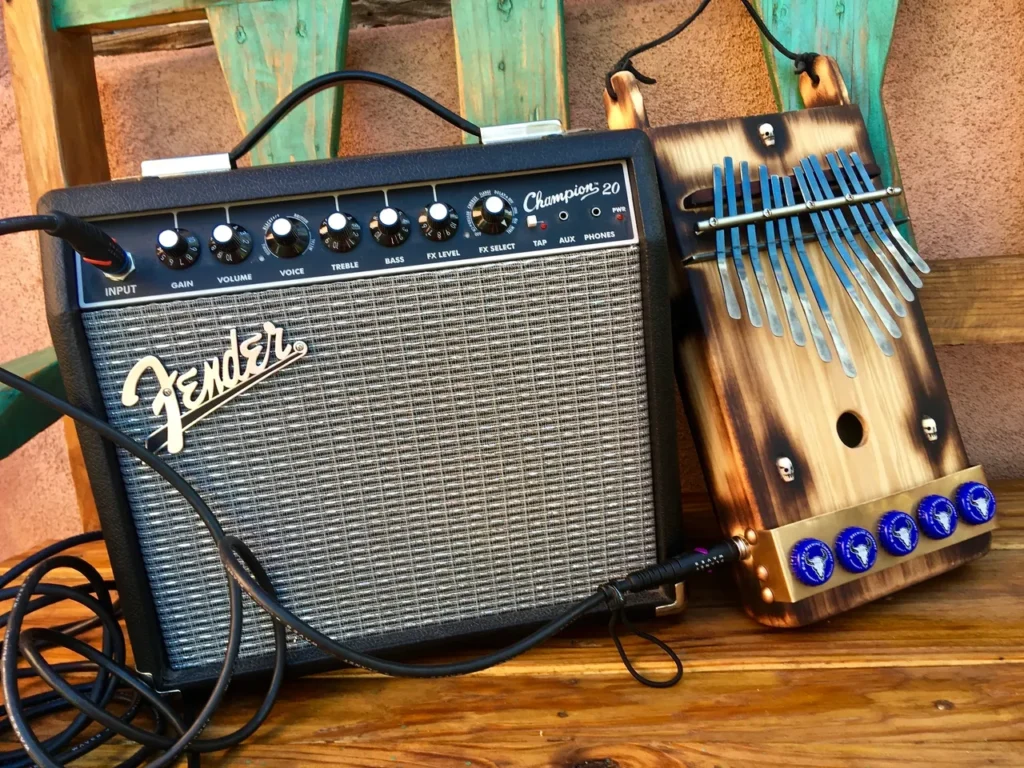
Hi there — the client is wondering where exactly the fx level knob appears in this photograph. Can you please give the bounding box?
[266,216,310,259]
[209,224,253,265]
[156,228,200,270]
[369,207,411,247]
[320,212,361,253]
[418,202,459,241]
[472,194,513,235]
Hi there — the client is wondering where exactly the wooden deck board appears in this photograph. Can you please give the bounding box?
[3,480,1022,765]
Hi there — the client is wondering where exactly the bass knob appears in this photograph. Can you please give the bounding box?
[369,207,411,247]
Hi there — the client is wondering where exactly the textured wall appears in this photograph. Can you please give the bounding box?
[1,0,1022,560]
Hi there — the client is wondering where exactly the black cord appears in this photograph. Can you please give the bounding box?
[0,213,746,763]
[229,70,482,166]
[605,0,819,99]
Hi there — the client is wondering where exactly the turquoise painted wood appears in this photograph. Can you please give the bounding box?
[206,0,350,166]
[0,347,65,459]
[451,0,569,144]
[754,0,913,241]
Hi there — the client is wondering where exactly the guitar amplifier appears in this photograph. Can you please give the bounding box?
[40,130,682,690]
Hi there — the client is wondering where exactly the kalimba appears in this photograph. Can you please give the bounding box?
[605,72,996,626]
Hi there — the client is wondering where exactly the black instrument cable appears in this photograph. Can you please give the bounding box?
[228,70,482,166]
[0,219,748,764]
[605,0,820,99]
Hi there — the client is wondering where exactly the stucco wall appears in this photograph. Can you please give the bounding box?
[1,0,1021,561]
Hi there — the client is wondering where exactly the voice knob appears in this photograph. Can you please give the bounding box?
[419,202,459,241]
[156,228,200,270]
[266,216,310,259]
[369,207,411,247]
[472,194,513,235]
[320,212,361,253]
[209,224,253,265]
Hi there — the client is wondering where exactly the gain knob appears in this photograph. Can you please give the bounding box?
[369,207,411,247]
[156,228,200,270]
[418,202,459,241]
[472,194,513,235]
[265,216,310,259]
[209,224,253,265]
[319,212,361,253]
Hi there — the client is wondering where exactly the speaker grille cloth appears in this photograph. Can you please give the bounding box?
[82,246,657,670]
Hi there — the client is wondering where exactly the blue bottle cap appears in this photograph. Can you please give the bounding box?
[917,494,958,539]
[834,527,878,573]
[790,538,835,586]
[956,481,996,525]
[877,511,919,556]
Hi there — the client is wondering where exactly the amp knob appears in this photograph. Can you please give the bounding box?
[369,207,411,247]
[320,212,361,253]
[156,228,200,270]
[418,202,459,241]
[266,216,310,259]
[472,194,513,235]
[209,224,253,265]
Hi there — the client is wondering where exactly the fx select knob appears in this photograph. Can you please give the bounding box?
[369,207,411,247]
[418,202,459,241]
[319,212,361,253]
[156,228,200,270]
[209,224,253,265]
[265,216,310,259]
[472,194,513,235]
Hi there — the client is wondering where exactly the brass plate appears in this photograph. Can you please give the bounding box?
[745,466,994,603]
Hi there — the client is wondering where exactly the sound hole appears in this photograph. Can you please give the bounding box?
[836,411,866,448]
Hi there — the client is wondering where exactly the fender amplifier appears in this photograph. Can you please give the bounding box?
[40,130,682,690]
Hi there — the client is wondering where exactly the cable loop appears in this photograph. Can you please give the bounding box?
[607,610,683,689]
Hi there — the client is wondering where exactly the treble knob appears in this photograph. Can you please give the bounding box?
[418,202,459,241]
[472,194,513,235]
[320,212,361,253]
[209,224,253,265]
[156,228,200,270]
[265,216,310,259]
[369,207,411,247]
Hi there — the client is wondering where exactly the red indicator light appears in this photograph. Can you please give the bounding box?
[540,222,547,230]
[616,213,625,221]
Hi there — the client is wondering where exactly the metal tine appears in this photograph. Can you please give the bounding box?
[713,165,742,319]
[834,149,921,288]
[724,157,763,327]
[845,149,930,275]
[740,161,783,336]
[778,175,855,376]
[790,166,896,357]
[758,165,807,347]
[802,156,907,319]
[823,153,916,301]
[764,171,827,359]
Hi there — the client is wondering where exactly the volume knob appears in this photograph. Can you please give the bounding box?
[320,212,361,253]
[156,228,200,270]
[210,224,253,265]
[419,202,459,241]
[472,194,513,235]
[266,216,310,259]
[370,207,411,247]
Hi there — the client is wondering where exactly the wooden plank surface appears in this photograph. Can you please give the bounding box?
[206,0,351,166]
[755,0,913,244]
[451,0,569,141]
[3,480,1021,765]
[55,0,450,31]
[0,348,64,459]
[919,256,1024,346]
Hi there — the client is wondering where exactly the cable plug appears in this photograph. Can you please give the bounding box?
[46,211,134,280]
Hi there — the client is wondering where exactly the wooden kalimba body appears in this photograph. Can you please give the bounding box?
[606,75,996,627]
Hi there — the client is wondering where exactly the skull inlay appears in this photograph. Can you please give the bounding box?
[921,417,938,442]
[758,122,776,147]
[776,456,795,482]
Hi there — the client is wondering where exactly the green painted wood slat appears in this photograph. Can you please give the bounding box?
[0,348,66,460]
[754,0,914,242]
[205,0,350,166]
[451,0,568,143]
[53,0,236,30]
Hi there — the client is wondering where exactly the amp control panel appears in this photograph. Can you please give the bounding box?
[78,161,638,308]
